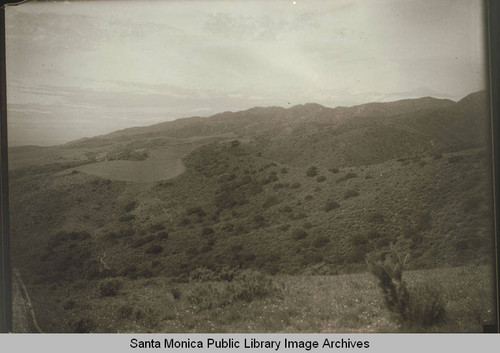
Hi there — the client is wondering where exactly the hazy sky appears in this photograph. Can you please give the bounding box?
[6,0,487,146]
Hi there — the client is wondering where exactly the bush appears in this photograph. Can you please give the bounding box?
[119,215,135,222]
[367,251,446,327]
[189,267,219,282]
[316,175,326,182]
[157,231,169,240]
[329,167,339,174]
[74,318,96,333]
[118,305,134,318]
[262,196,279,209]
[99,279,122,297]
[123,201,138,212]
[324,200,340,212]
[225,270,279,303]
[448,155,464,163]
[170,287,182,300]
[290,182,301,189]
[306,166,318,177]
[291,229,308,240]
[344,189,360,199]
[433,153,443,160]
[150,223,165,232]
[187,207,206,217]
[145,244,163,254]
[63,300,76,310]
[131,235,155,248]
[336,172,358,184]
[200,227,215,236]
[312,235,330,248]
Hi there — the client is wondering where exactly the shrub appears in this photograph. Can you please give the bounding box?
[74,318,96,333]
[200,227,215,236]
[118,305,134,319]
[290,182,301,189]
[291,229,308,240]
[367,251,446,327]
[187,207,206,217]
[99,279,122,297]
[329,167,339,174]
[369,212,385,224]
[189,267,219,282]
[145,244,163,254]
[448,155,464,163]
[336,172,358,183]
[131,235,155,248]
[312,235,330,248]
[433,153,443,160]
[316,175,326,182]
[281,167,288,174]
[225,270,279,303]
[179,218,190,226]
[119,215,135,222]
[123,201,138,212]
[324,200,340,212]
[306,166,318,177]
[170,287,182,300]
[344,189,360,199]
[150,223,165,232]
[120,264,138,277]
[63,300,76,310]
[273,183,285,190]
[157,231,169,240]
[262,196,279,209]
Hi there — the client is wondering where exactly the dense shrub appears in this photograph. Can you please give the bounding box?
[74,318,96,333]
[290,182,301,189]
[150,224,165,232]
[312,235,330,248]
[344,189,360,199]
[336,172,358,183]
[200,227,215,236]
[329,167,340,174]
[306,166,318,177]
[131,235,155,248]
[367,251,446,327]
[316,175,326,182]
[157,231,169,240]
[187,207,206,217]
[324,200,340,212]
[433,153,443,160]
[119,215,136,222]
[262,196,279,209]
[145,244,163,254]
[118,305,134,319]
[226,270,279,303]
[99,279,122,297]
[123,201,138,212]
[291,229,308,240]
[448,155,464,163]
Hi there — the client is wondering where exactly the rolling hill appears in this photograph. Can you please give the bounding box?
[7,91,495,332]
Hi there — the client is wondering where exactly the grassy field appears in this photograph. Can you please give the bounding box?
[27,265,495,333]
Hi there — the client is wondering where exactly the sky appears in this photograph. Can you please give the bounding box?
[6,0,488,146]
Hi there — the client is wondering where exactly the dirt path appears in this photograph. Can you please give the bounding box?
[12,269,42,333]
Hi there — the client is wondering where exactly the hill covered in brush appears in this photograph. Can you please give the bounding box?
[8,91,495,331]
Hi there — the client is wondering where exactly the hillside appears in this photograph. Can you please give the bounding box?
[7,91,495,332]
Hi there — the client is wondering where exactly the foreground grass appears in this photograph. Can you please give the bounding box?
[28,265,495,333]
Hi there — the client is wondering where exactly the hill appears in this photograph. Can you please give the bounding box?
[7,91,495,332]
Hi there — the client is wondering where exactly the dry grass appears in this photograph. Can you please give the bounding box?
[27,265,495,333]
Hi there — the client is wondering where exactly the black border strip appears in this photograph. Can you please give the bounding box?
[0,5,12,333]
[487,0,500,333]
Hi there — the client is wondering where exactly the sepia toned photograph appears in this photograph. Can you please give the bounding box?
[4,0,497,333]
